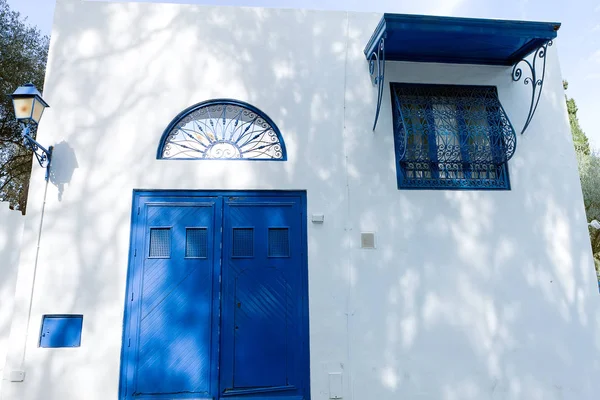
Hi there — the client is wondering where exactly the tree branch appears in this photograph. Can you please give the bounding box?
[0,175,14,193]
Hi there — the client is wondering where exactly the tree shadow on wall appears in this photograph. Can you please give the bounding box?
[12,1,600,400]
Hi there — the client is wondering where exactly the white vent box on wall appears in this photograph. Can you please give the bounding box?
[360,232,376,249]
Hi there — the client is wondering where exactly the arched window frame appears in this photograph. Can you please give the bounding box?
[157,99,287,161]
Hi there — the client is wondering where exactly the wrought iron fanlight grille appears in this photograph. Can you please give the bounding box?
[391,83,515,190]
[158,99,286,160]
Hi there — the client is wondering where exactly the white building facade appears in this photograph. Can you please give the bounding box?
[1,0,599,399]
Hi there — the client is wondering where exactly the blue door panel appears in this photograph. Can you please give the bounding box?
[221,197,307,399]
[120,192,309,400]
[135,262,212,394]
[121,198,221,400]
[234,270,288,388]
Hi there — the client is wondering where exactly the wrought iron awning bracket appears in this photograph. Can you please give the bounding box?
[368,33,386,131]
[21,124,53,180]
[511,40,552,135]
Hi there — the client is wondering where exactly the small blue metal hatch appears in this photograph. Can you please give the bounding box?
[39,315,83,348]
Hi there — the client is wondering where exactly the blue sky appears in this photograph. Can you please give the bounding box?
[8,0,600,148]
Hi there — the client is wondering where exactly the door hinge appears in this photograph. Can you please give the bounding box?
[137,206,140,215]
[131,292,134,301]
[134,248,137,257]
[128,338,131,347]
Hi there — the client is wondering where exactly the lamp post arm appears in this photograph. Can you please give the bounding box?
[21,125,53,180]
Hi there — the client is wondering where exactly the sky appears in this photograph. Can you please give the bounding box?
[7,0,600,148]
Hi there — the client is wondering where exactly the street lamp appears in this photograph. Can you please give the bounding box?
[589,220,600,230]
[10,83,52,180]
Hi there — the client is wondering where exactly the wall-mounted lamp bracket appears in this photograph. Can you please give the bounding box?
[21,125,53,181]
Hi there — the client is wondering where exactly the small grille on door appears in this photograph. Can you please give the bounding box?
[149,228,171,258]
[268,228,290,257]
[232,228,254,257]
[186,228,208,258]
[360,232,376,249]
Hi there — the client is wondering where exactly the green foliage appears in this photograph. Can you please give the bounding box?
[563,81,591,156]
[565,81,600,279]
[0,0,49,213]
[577,152,600,221]
[577,153,600,277]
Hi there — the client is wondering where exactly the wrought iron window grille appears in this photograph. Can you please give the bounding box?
[391,83,515,190]
[157,99,286,160]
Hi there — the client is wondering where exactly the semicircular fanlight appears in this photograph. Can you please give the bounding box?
[157,99,286,160]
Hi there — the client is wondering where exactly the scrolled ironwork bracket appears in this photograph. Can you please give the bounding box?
[21,125,53,181]
[511,40,552,135]
[368,34,386,131]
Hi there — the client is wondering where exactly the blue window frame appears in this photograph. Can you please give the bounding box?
[390,83,516,190]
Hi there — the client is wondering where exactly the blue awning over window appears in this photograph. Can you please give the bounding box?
[364,14,560,66]
[364,13,561,132]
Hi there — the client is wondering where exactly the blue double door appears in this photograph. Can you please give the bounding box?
[120,192,309,400]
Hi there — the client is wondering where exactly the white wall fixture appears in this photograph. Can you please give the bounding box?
[328,372,343,399]
[9,370,24,383]
[360,232,376,249]
[311,214,325,223]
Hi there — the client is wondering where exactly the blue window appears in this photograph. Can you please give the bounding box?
[185,228,208,258]
[268,227,290,257]
[232,227,254,257]
[390,83,516,190]
[157,99,286,160]
[149,227,171,258]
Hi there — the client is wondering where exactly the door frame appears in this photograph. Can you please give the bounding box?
[118,190,310,400]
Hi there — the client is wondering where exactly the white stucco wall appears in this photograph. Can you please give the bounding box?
[2,0,599,399]
[0,203,24,395]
